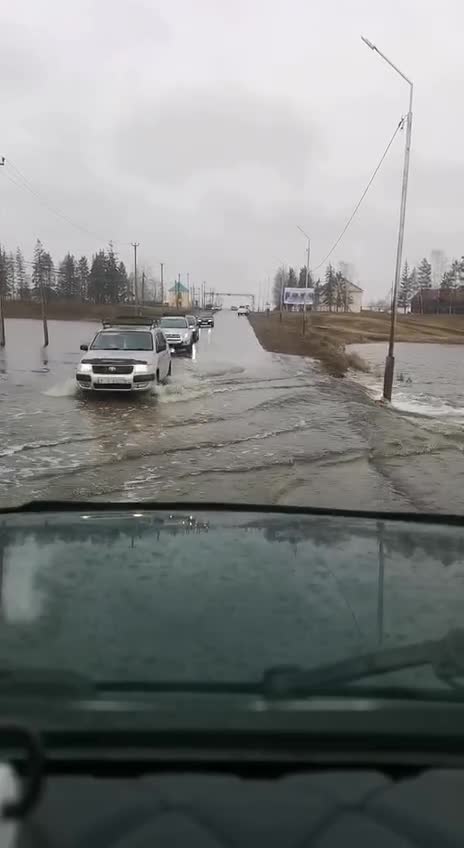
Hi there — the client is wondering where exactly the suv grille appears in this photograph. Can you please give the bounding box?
[94,382,132,390]
[92,364,133,375]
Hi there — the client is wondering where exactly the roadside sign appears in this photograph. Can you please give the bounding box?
[283,287,314,306]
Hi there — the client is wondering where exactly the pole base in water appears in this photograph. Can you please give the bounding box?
[383,354,395,401]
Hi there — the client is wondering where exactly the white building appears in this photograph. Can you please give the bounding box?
[317,281,363,313]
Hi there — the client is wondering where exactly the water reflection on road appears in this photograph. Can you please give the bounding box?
[2,314,464,512]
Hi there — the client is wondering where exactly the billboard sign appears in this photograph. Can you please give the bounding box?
[283,287,314,306]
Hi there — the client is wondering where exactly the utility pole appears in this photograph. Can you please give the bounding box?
[297,226,311,334]
[132,242,139,306]
[0,160,4,345]
[141,271,145,305]
[0,296,5,347]
[40,279,49,347]
[160,262,164,304]
[177,273,181,310]
[361,36,413,402]
[279,266,286,322]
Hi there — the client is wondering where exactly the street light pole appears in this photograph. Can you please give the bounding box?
[362,36,413,402]
[297,225,310,334]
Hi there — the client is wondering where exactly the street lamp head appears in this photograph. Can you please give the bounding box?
[296,224,310,241]
[361,35,376,50]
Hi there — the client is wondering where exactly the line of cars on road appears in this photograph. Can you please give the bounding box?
[75,312,214,394]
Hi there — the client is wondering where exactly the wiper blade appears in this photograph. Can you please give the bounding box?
[262,628,464,696]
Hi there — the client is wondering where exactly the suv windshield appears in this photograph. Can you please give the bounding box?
[90,331,153,351]
[159,317,188,329]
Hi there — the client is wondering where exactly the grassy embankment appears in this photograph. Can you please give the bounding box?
[3,301,167,322]
[249,311,464,377]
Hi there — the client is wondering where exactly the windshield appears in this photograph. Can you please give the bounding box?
[3,0,464,733]
[159,317,188,329]
[2,509,464,728]
[90,331,153,351]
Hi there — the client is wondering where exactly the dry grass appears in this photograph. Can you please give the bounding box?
[249,311,464,377]
[3,301,178,322]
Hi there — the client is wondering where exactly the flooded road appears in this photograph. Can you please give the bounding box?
[2,314,464,512]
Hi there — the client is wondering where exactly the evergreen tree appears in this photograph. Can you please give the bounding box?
[42,251,56,300]
[0,247,9,297]
[398,260,412,312]
[322,264,336,311]
[104,243,123,303]
[287,267,298,288]
[15,247,30,300]
[409,266,418,293]
[440,269,454,289]
[32,239,45,301]
[439,261,459,314]
[417,257,432,289]
[117,261,129,303]
[313,278,322,310]
[272,266,288,307]
[57,253,79,299]
[6,251,15,298]
[333,271,351,312]
[298,266,313,288]
[88,250,107,304]
[451,258,461,289]
[77,256,89,302]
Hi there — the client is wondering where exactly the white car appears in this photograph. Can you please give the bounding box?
[76,319,171,392]
[237,305,250,316]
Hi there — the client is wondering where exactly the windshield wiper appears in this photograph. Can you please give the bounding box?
[261,628,464,697]
[2,630,464,702]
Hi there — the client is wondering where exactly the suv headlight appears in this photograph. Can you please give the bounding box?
[79,362,92,373]
[183,332,190,341]
[134,363,149,372]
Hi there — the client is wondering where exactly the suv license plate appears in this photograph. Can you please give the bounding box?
[94,375,127,385]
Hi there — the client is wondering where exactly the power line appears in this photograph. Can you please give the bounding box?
[1,157,131,247]
[310,116,405,273]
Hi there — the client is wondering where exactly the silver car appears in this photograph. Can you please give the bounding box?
[186,314,200,343]
[158,316,196,354]
[76,320,171,392]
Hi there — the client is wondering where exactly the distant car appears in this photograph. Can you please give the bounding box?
[186,314,200,342]
[198,313,215,328]
[76,319,171,392]
[159,316,196,354]
[231,306,238,311]
[237,305,249,316]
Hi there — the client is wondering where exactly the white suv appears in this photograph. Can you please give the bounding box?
[237,305,249,316]
[158,316,196,354]
[76,319,171,393]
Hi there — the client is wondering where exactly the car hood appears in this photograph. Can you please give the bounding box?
[81,350,151,364]
[0,505,461,693]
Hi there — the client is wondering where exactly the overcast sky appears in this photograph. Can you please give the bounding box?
[0,0,462,300]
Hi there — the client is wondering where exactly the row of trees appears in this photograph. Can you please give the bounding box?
[398,255,464,311]
[0,240,132,305]
[272,264,352,312]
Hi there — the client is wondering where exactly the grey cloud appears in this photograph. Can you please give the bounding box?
[113,86,315,188]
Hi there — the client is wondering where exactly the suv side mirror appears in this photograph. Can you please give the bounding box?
[80,344,88,351]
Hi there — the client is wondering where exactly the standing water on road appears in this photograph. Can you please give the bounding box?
[3,314,464,513]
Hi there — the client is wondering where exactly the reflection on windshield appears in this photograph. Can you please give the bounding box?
[159,318,188,329]
[1,510,464,701]
[90,331,153,351]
